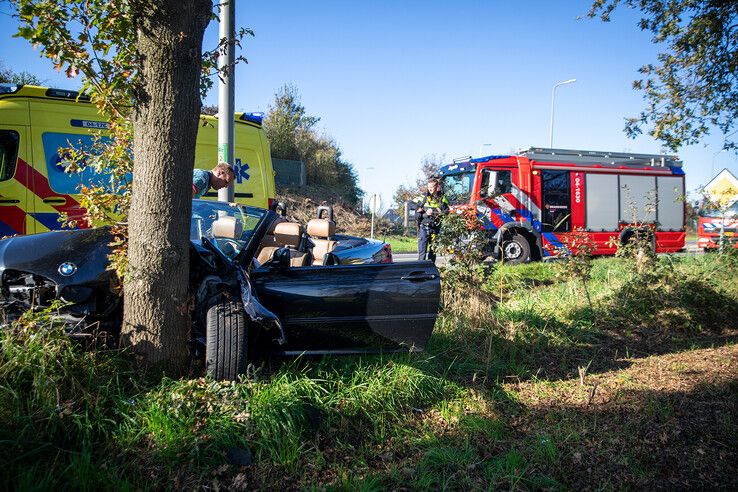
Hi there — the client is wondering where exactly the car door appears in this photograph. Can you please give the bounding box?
[250,261,440,354]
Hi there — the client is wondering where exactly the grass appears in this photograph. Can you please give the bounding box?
[384,234,418,253]
[2,254,738,489]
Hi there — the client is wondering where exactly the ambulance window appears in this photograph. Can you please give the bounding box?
[42,132,122,194]
[0,130,19,181]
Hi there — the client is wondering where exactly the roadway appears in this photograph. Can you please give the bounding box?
[392,239,700,263]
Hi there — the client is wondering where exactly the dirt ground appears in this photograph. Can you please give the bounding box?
[506,343,738,489]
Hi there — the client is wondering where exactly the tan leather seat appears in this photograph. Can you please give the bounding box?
[258,222,310,266]
[256,217,286,264]
[307,218,337,265]
[212,215,242,238]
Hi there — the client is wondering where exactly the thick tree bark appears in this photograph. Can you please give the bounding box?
[121,0,212,374]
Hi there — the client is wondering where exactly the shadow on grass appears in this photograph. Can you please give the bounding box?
[421,273,738,385]
[324,378,738,491]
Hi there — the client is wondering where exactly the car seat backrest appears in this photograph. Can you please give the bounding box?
[307,218,337,265]
[212,215,242,239]
[274,222,303,248]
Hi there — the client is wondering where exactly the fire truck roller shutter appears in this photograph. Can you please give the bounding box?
[656,176,684,231]
[585,174,619,231]
[619,175,657,224]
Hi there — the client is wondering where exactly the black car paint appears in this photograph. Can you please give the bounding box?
[251,261,439,352]
[0,203,440,356]
[0,227,121,325]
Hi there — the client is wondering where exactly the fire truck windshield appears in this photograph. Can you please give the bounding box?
[700,200,738,218]
[441,172,475,205]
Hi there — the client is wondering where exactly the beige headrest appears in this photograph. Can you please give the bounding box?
[274,222,303,248]
[267,217,286,234]
[307,219,335,239]
[212,216,242,239]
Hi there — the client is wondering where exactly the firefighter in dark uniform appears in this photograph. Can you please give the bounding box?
[414,176,450,263]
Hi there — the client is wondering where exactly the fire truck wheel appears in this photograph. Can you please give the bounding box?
[501,234,531,264]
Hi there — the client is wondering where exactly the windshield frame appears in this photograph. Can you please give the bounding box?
[441,171,476,205]
[190,199,272,266]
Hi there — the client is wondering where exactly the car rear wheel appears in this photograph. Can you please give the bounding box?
[206,295,248,381]
[501,234,531,264]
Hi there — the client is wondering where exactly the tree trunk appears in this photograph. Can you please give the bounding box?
[120,0,212,374]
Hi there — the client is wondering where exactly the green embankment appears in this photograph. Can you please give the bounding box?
[2,254,737,490]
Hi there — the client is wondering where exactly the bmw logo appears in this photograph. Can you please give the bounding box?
[58,262,78,276]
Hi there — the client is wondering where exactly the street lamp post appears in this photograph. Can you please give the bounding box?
[479,143,493,157]
[217,0,236,203]
[549,78,576,148]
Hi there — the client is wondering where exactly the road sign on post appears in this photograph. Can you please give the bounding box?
[368,193,381,240]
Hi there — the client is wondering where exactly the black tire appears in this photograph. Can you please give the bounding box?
[206,295,248,381]
[500,234,531,265]
[620,228,655,254]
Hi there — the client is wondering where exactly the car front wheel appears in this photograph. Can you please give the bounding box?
[206,295,248,381]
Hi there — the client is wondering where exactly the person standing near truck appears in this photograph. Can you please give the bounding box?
[192,163,236,198]
[414,176,450,263]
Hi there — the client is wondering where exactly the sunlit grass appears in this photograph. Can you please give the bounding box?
[2,254,737,489]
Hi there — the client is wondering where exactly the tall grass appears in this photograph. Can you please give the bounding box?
[1,254,736,489]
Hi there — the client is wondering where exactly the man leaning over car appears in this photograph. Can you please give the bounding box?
[192,163,236,198]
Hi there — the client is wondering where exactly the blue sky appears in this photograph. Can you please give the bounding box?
[1,0,736,207]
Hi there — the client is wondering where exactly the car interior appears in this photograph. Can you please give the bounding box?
[204,203,339,267]
[254,207,338,267]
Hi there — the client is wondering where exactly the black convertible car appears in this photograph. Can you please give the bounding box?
[0,200,441,379]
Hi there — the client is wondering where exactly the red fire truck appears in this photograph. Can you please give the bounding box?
[439,147,686,263]
[697,201,738,251]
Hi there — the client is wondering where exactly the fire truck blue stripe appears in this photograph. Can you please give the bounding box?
[543,232,564,247]
[494,209,515,223]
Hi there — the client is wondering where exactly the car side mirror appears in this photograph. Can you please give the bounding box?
[273,247,291,269]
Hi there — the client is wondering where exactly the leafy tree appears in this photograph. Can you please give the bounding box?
[13,0,214,374]
[392,153,445,213]
[0,62,44,85]
[588,1,738,151]
[200,104,218,116]
[263,84,362,204]
[264,84,320,161]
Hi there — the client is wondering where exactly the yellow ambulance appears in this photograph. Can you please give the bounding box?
[0,84,275,236]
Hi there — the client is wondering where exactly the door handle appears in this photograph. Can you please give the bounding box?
[43,197,67,205]
[0,199,20,204]
[401,273,437,281]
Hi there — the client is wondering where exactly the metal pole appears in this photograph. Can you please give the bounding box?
[549,79,576,148]
[403,200,409,235]
[370,208,375,240]
[217,0,236,203]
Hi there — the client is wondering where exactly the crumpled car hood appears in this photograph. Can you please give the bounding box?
[0,228,114,288]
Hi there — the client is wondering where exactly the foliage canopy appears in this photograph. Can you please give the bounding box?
[264,84,362,204]
[589,0,738,151]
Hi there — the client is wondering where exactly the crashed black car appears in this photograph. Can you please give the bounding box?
[0,200,441,379]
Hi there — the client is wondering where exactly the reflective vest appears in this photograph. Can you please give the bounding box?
[414,192,449,226]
